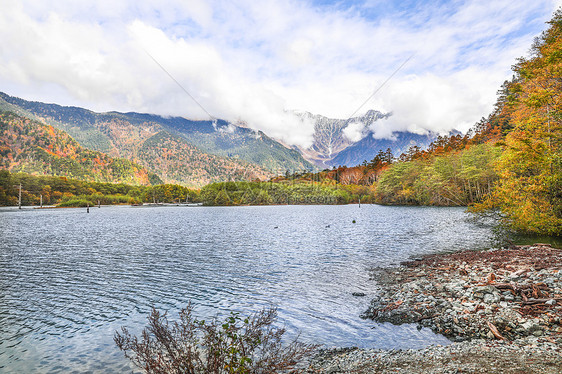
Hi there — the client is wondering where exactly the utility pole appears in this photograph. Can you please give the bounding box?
[18,183,21,209]
[40,194,43,208]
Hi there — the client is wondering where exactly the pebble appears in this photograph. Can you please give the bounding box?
[307,244,562,373]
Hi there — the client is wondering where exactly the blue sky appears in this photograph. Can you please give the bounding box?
[0,0,560,146]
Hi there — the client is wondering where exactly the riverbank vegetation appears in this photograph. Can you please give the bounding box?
[0,169,377,207]
[200,180,375,206]
[0,170,198,207]
[474,12,562,236]
[374,142,500,206]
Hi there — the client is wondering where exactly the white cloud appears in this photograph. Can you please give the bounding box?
[0,0,559,147]
[370,68,500,139]
[343,121,368,142]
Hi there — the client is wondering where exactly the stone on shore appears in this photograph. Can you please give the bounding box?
[307,244,562,373]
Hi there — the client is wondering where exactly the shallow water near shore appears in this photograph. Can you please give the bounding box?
[0,204,495,372]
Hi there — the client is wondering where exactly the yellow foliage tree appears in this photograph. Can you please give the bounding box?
[486,10,562,235]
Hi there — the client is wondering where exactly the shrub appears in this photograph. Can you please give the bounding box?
[57,198,92,207]
[114,304,318,373]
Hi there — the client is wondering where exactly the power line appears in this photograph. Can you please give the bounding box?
[347,53,414,120]
[141,46,216,120]
[143,45,412,134]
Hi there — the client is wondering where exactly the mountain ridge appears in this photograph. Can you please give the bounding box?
[0,93,275,186]
[294,110,438,168]
[331,130,439,167]
[0,92,313,174]
[1,91,445,177]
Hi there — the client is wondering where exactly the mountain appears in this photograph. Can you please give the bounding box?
[0,111,155,185]
[295,110,388,167]
[129,113,313,173]
[0,93,275,187]
[136,131,270,186]
[0,92,313,176]
[295,110,437,168]
[330,131,437,167]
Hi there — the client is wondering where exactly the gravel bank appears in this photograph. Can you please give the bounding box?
[306,338,562,373]
[307,244,562,373]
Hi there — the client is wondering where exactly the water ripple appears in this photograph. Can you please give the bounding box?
[0,205,494,372]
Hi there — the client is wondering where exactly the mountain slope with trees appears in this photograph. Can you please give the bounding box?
[0,97,275,187]
[137,131,271,186]
[0,93,313,176]
[0,111,154,185]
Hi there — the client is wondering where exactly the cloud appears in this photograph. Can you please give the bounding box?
[0,0,558,147]
[369,68,501,138]
[343,121,368,142]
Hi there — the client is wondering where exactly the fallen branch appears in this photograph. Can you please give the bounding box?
[521,298,551,305]
[415,314,439,322]
[487,321,505,340]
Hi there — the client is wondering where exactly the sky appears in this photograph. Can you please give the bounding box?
[1,0,560,148]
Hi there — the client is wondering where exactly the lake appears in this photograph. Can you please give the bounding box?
[0,204,495,373]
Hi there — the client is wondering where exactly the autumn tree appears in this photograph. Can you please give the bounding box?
[479,10,562,235]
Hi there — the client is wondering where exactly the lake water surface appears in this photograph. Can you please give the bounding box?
[0,204,495,373]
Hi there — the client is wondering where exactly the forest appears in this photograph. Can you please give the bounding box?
[200,180,375,206]
[0,170,375,207]
[0,111,155,185]
[0,170,198,207]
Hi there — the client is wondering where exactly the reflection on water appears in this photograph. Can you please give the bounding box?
[510,234,562,248]
[0,205,495,372]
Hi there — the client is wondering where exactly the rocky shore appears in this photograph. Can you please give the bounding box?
[307,244,562,373]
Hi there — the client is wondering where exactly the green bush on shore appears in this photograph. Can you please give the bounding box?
[57,198,93,207]
[200,181,372,206]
